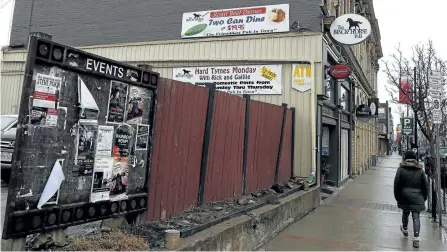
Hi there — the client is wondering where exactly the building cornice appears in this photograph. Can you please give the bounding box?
[364,0,383,59]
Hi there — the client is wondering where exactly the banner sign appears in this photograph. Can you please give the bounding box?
[173,65,282,95]
[401,118,414,136]
[399,77,412,105]
[181,4,289,38]
[291,62,312,92]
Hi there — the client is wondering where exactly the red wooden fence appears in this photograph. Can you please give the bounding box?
[277,109,293,184]
[245,100,284,194]
[203,91,246,203]
[144,80,295,221]
[145,79,209,221]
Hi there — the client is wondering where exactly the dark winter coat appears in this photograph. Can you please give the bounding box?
[393,159,429,212]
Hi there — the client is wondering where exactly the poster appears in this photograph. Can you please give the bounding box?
[90,157,114,202]
[113,124,134,158]
[75,124,98,176]
[109,124,134,200]
[181,4,289,38]
[96,125,115,157]
[78,75,100,122]
[291,63,312,92]
[173,65,282,95]
[126,86,150,124]
[33,73,62,109]
[107,81,128,124]
[30,107,58,127]
[135,124,150,150]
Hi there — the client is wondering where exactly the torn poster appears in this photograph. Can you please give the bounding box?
[78,75,100,123]
[90,157,114,202]
[96,125,114,157]
[110,158,129,201]
[135,124,150,150]
[75,124,98,176]
[33,73,62,109]
[107,81,128,124]
[37,160,65,209]
[30,107,58,127]
[126,86,149,124]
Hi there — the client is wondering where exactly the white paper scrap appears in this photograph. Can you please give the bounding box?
[37,161,65,209]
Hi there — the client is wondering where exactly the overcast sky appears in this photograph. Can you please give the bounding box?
[0,0,445,130]
[375,0,447,130]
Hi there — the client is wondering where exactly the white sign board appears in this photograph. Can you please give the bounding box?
[433,110,442,124]
[432,96,442,124]
[291,62,312,92]
[429,71,442,98]
[330,14,372,45]
[173,65,282,95]
[181,4,289,38]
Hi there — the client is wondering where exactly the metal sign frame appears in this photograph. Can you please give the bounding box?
[2,36,159,239]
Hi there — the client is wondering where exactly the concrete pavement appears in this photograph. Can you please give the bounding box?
[261,154,447,251]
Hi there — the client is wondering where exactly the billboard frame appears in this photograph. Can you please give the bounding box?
[2,36,159,239]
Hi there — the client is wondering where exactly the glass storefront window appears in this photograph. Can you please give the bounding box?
[340,86,350,111]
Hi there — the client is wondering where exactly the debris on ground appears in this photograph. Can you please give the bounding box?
[51,180,304,250]
[61,230,149,251]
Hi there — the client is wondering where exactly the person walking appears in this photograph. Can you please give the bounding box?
[394,150,429,248]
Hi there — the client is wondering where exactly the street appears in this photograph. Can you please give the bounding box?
[261,154,447,251]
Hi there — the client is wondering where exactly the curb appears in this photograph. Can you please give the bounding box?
[176,187,320,251]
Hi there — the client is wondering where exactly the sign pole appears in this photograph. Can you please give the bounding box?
[436,124,442,226]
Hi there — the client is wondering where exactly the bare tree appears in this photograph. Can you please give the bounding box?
[382,40,447,150]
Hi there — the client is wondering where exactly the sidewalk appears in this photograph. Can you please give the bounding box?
[260,154,447,251]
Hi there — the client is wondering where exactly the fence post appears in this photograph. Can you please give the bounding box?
[274,104,288,184]
[242,94,251,194]
[197,84,216,205]
[291,107,296,178]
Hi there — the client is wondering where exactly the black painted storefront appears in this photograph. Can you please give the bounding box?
[318,52,354,188]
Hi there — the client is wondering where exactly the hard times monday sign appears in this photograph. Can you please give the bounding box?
[173,65,282,95]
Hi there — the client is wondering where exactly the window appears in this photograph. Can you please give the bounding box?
[325,76,336,104]
[340,86,350,111]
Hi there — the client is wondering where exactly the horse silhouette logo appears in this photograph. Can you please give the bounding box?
[183,69,191,75]
[193,13,201,18]
[346,18,362,30]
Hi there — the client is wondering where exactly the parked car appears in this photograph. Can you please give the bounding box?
[1,115,18,183]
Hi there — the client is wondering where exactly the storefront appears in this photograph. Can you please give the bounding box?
[318,46,354,187]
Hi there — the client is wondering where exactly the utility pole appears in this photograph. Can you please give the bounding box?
[406,104,409,151]
[414,67,418,160]
[436,124,442,226]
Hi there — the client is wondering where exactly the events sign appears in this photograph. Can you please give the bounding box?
[181,4,289,38]
[173,65,282,95]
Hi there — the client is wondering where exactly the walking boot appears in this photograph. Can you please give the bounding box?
[400,225,408,237]
[413,237,420,248]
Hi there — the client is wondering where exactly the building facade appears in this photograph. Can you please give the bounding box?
[378,101,389,156]
[1,0,382,187]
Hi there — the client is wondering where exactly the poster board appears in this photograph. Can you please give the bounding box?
[2,36,159,239]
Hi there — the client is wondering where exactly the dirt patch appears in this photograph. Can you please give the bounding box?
[61,230,149,251]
